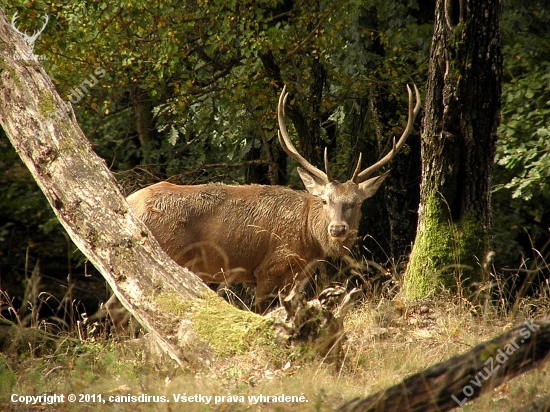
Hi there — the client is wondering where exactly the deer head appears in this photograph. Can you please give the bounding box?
[277,84,421,240]
[11,12,49,53]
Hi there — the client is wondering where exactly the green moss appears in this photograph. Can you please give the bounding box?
[479,343,499,363]
[0,355,16,401]
[37,92,56,117]
[0,61,25,98]
[448,22,467,49]
[154,293,276,357]
[403,193,488,299]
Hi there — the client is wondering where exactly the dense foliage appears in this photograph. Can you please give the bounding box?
[2,1,430,181]
[497,0,550,201]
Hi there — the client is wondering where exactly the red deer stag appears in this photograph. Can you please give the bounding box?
[106,85,421,326]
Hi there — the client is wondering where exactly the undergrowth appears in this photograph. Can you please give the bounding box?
[1,257,550,411]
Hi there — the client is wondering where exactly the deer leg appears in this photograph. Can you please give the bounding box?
[254,279,278,314]
[254,271,296,314]
[105,294,130,334]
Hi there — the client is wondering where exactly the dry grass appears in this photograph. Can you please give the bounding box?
[1,278,550,411]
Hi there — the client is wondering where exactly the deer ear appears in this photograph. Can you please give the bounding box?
[297,167,326,196]
[357,171,390,200]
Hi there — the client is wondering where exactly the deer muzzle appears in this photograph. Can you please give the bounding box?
[329,222,349,239]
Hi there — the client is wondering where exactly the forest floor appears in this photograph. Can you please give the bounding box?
[1,278,550,411]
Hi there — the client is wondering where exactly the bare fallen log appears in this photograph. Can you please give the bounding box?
[337,316,550,412]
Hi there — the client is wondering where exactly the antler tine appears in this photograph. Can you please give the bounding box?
[11,12,22,34]
[278,86,329,183]
[350,152,363,183]
[355,84,421,182]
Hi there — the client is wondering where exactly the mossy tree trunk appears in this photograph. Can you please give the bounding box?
[403,0,502,299]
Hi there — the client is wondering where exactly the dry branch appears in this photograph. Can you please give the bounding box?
[337,316,550,412]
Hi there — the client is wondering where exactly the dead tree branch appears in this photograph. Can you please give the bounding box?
[337,316,550,412]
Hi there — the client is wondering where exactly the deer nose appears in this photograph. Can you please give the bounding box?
[329,223,348,238]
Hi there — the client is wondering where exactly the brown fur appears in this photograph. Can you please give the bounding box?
[126,181,361,305]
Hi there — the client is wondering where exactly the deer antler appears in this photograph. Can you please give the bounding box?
[11,12,24,36]
[353,84,421,183]
[11,12,49,52]
[28,14,49,44]
[278,85,420,185]
[278,86,333,183]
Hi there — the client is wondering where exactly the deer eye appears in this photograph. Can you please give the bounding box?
[321,198,327,205]
[344,201,360,210]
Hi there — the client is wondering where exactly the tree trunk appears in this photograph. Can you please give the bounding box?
[134,93,157,166]
[0,9,254,368]
[355,95,393,262]
[403,0,502,298]
[337,316,550,412]
[358,86,422,265]
[355,2,432,266]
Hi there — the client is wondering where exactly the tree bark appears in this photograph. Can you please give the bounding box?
[355,2,432,265]
[337,316,550,412]
[0,9,247,368]
[134,93,157,166]
[403,0,502,298]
